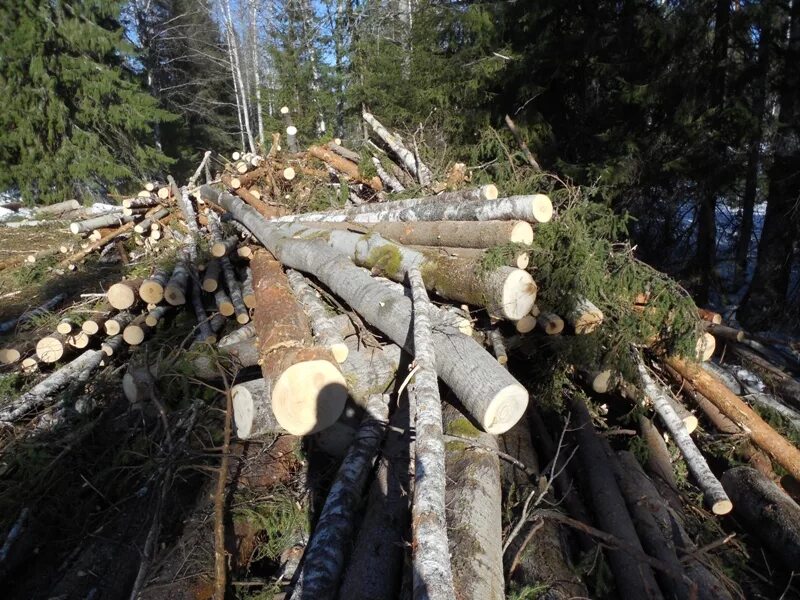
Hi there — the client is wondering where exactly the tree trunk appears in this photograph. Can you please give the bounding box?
[443,401,504,600]
[308,145,383,191]
[289,393,390,599]
[666,356,800,481]
[721,466,800,569]
[372,156,405,192]
[407,266,457,600]
[250,250,347,435]
[568,394,664,600]
[739,0,800,328]
[0,294,66,335]
[200,186,529,434]
[69,212,130,235]
[286,270,349,363]
[362,111,433,185]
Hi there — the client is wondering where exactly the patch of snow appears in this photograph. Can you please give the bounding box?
[87,202,122,214]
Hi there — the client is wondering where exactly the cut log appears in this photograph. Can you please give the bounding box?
[56,318,78,335]
[219,323,255,348]
[33,199,80,217]
[666,356,800,481]
[0,293,67,335]
[697,307,723,324]
[418,245,530,270]
[514,315,536,334]
[202,187,529,433]
[407,266,457,600]
[104,311,134,336]
[721,466,800,569]
[695,332,716,361]
[214,287,235,317]
[566,298,603,334]
[122,195,159,210]
[139,266,172,304]
[66,331,90,349]
[81,303,113,335]
[231,379,284,438]
[164,261,189,306]
[220,257,249,324]
[290,394,390,599]
[272,185,503,224]
[582,369,614,394]
[308,145,383,191]
[202,259,221,293]
[0,347,109,422]
[250,250,347,435]
[123,314,150,346]
[0,339,35,365]
[327,141,361,163]
[362,111,433,185]
[240,266,256,309]
[706,323,744,343]
[70,213,130,235]
[133,208,169,234]
[329,220,532,248]
[488,327,508,365]
[616,451,734,600]
[371,156,405,192]
[639,417,681,497]
[442,402,503,600]
[145,305,170,328]
[211,235,239,258]
[637,361,732,514]
[20,357,38,374]
[286,270,349,363]
[537,312,564,335]
[106,279,143,310]
[36,332,68,363]
[569,394,664,600]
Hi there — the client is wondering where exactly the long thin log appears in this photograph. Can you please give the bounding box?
[250,250,346,434]
[289,393,390,599]
[372,156,405,191]
[33,199,80,217]
[0,293,66,335]
[666,356,800,481]
[407,266,458,600]
[363,111,433,185]
[286,270,349,363]
[200,187,529,433]
[202,259,221,293]
[0,348,108,422]
[221,256,248,324]
[134,208,169,234]
[442,402,504,600]
[721,466,800,569]
[637,361,732,514]
[308,145,383,191]
[69,212,130,235]
[568,394,664,600]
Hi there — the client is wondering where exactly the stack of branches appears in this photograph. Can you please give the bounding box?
[2,113,800,600]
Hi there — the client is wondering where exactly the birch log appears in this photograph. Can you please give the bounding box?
[363,111,433,185]
[107,279,143,310]
[286,270,348,363]
[164,261,189,305]
[200,186,529,433]
[250,250,347,435]
[637,362,732,514]
[569,394,664,600]
[289,393,390,600]
[666,356,800,482]
[0,348,108,422]
[721,466,800,569]
[202,259,221,293]
[407,267,457,600]
[134,208,169,234]
[104,311,133,336]
[36,332,69,363]
[442,402,504,600]
[221,256,249,324]
[70,213,130,235]
[139,266,172,304]
[372,156,405,191]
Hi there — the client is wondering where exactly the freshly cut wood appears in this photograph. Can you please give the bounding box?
[237,244,254,259]
[537,312,564,335]
[138,266,171,304]
[637,362,732,514]
[20,357,38,374]
[308,145,383,191]
[698,308,723,324]
[122,196,158,210]
[164,261,189,305]
[371,156,405,192]
[442,401,503,600]
[133,208,169,234]
[290,394,390,599]
[695,332,716,361]
[66,331,90,349]
[0,347,110,422]
[70,213,129,235]
[0,293,67,335]
[56,318,78,335]
[107,279,143,310]
[582,369,614,394]
[721,466,800,569]
[202,187,530,433]
[616,451,734,600]
[157,186,170,200]
[420,245,530,269]
[123,314,150,345]
[145,305,170,327]
[706,323,744,343]
[407,267,457,600]
[350,219,533,248]
[566,298,603,334]
[272,185,500,224]
[33,199,80,216]
[231,379,284,437]
[282,167,295,181]
[214,287,235,316]
[569,394,663,599]
[36,332,68,363]
[240,266,256,309]
[250,250,347,435]
[363,110,433,185]
[211,235,239,258]
[219,174,279,219]
[309,226,536,320]
[0,339,35,365]
[666,356,800,481]
[514,314,536,333]
[202,259,221,293]
[220,257,249,324]
[488,327,508,365]
[81,303,113,335]
[104,311,134,336]
[228,166,266,189]
[286,270,349,363]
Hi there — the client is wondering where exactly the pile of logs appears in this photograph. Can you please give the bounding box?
[2,110,800,600]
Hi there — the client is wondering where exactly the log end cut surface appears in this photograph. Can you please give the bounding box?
[482,383,529,434]
[271,359,348,435]
[500,269,537,320]
[530,193,554,223]
[509,221,534,245]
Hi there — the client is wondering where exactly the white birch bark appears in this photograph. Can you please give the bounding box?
[289,393,390,599]
[70,213,131,235]
[286,270,348,362]
[248,0,264,147]
[362,111,432,185]
[372,156,405,191]
[637,361,732,514]
[199,186,529,434]
[407,266,457,600]
[222,0,255,153]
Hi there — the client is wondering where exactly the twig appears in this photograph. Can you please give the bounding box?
[443,434,537,478]
[213,365,233,600]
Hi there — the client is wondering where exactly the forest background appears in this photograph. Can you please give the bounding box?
[0,0,798,330]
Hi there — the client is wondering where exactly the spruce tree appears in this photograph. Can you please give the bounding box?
[0,0,174,204]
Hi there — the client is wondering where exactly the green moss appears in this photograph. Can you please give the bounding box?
[446,416,481,439]
[366,244,403,278]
